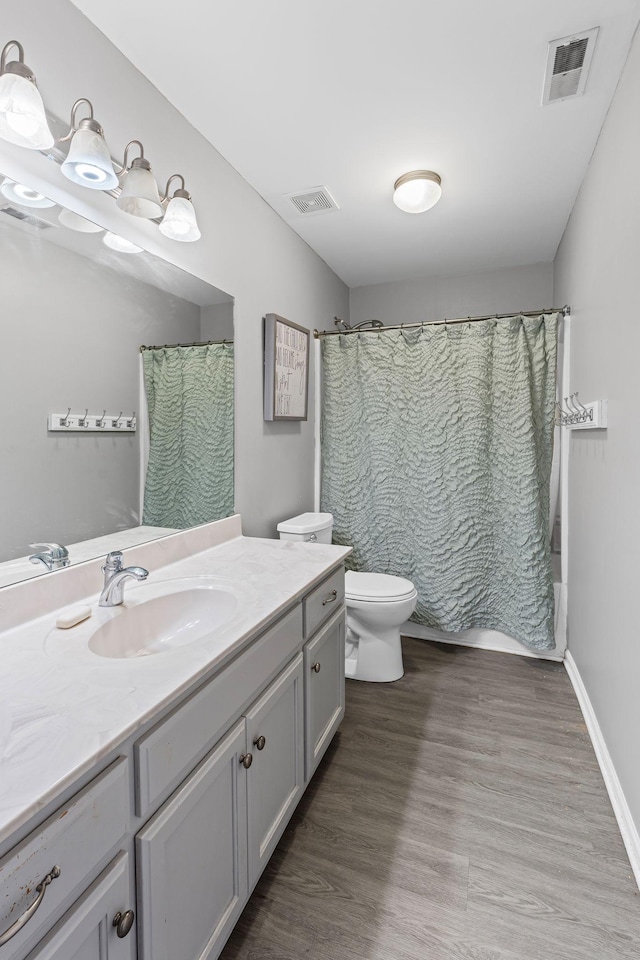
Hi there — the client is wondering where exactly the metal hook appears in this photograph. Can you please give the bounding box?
[60,407,71,427]
[79,408,88,427]
[97,409,106,428]
[127,411,136,428]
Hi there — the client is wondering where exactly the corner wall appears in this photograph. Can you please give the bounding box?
[554,25,640,840]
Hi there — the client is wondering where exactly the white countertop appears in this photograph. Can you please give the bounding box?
[0,533,350,845]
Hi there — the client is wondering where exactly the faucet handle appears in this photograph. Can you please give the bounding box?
[102,550,124,574]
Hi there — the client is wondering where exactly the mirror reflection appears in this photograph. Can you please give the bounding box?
[0,172,234,587]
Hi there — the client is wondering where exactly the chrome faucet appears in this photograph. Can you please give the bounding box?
[29,543,70,571]
[99,551,148,607]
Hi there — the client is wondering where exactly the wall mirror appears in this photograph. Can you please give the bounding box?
[0,170,234,588]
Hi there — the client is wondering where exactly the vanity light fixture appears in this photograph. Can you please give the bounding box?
[159,174,201,242]
[116,140,163,219]
[0,176,55,208]
[393,170,442,214]
[103,231,143,254]
[58,208,103,233]
[0,41,54,150]
[59,99,118,190]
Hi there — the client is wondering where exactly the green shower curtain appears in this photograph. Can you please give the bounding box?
[321,315,558,650]
[142,343,234,528]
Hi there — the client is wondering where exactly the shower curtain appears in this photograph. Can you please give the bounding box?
[321,314,558,650]
[142,343,234,528]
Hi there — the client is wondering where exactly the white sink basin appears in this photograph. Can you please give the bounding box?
[87,579,240,659]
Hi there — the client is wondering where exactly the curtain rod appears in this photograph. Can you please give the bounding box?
[313,305,570,339]
[139,338,233,352]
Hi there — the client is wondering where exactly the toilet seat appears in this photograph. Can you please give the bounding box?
[345,571,416,603]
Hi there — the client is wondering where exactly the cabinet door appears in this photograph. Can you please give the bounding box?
[244,654,304,889]
[304,610,345,780]
[25,853,134,960]
[136,720,248,960]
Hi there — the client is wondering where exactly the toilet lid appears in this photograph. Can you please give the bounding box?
[345,571,416,602]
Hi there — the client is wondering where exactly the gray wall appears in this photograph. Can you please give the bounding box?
[350,262,554,327]
[0,225,200,561]
[0,0,349,540]
[554,30,640,833]
[201,302,234,341]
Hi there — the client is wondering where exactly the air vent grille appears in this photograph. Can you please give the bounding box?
[0,204,56,230]
[284,186,339,216]
[543,28,599,104]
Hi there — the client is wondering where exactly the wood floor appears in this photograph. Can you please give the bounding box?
[220,639,640,960]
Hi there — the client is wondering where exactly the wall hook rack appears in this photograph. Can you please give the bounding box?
[48,411,137,432]
[555,393,607,429]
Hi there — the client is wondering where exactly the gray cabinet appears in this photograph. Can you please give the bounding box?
[245,653,304,889]
[304,609,345,779]
[136,721,248,960]
[24,853,134,960]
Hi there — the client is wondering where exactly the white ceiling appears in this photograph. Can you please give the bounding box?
[72,0,640,288]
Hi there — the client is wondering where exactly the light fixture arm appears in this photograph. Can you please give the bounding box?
[0,40,35,82]
[121,139,148,174]
[161,173,191,203]
[59,98,101,143]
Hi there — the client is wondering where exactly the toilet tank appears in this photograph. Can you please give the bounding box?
[277,512,334,544]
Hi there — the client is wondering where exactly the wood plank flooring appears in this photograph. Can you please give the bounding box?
[220,639,640,960]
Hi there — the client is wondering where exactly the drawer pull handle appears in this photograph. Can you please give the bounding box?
[0,865,61,947]
[253,735,266,751]
[240,752,253,769]
[322,590,338,606]
[113,909,135,939]
[311,662,322,673]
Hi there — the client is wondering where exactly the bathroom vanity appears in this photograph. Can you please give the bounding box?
[0,518,349,960]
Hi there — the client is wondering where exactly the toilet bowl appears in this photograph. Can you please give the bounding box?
[344,571,417,682]
[276,513,417,683]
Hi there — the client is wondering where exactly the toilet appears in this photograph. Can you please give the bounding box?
[276,513,417,682]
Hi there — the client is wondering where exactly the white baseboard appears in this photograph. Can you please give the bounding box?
[401,621,564,662]
[564,651,640,891]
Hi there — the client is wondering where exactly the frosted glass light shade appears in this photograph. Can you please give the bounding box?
[1,177,55,208]
[58,208,103,233]
[116,165,163,218]
[0,72,53,149]
[159,195,201,242]
[393,170,442,214]
[61,127,118,190]
[103,232,143,254]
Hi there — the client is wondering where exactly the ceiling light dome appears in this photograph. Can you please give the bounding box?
[58,208,103,233]
[0,41,53,150]
[393,170,442,214]
[103,232,143,254]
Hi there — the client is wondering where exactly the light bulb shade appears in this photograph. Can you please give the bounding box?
[61,127,118,190]
[116,165,163,218]
[159,194,201,242]
[1,177,55,208]
[58,208,103,233]
[0,71,53,149]
[103,231,143,254]
[393,170,442,214]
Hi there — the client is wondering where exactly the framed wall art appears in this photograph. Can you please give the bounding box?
[263,313,309,421]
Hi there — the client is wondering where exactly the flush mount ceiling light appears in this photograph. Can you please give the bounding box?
[103,231,143,254]
[59,98,118,190]
[393,170,442,214]
[0,41,53,150]
[58,208,103,233]
[116,140,163,219]
[0,177,55,208]
[159,174,201,242]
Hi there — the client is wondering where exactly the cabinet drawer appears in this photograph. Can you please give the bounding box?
[0,759,128,959]
[134,603,303,817]
[303,567,345,639]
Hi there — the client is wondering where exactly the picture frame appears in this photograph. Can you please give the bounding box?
[263,313,310,421]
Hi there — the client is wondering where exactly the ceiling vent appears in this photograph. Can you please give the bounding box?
[0,204,56,230]
[543,27,599,104]
[284,186,340,216]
